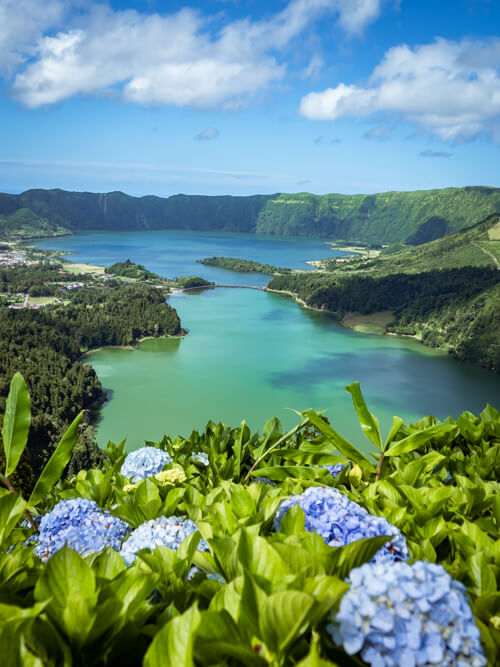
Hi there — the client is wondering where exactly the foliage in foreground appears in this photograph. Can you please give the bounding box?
[0,373,499,666]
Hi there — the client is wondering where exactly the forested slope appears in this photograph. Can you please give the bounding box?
[1,185,500,243]
[0,280,181,475]
[267,216,500,372]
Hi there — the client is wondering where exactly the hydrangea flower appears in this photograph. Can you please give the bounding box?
[121,446,172,482]
[273,487,408,563]
[322,463,345,478]
[329,560,487,667]
[155,469,186,485]
[33,498,130,562]
[192,452,209,466]
[252,477,276,487]
[120,515,209,567]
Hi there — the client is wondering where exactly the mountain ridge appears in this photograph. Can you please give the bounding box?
[1,185,500,244]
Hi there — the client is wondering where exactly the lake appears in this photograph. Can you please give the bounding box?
[35,231,500,450]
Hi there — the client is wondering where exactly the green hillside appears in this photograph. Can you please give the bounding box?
[267,216,500,373]
[321,213,500,275]
[1,186,499,243]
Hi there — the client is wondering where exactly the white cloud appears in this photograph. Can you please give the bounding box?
[299,38,500,143]
[5,0,384,109]
[0,0,68,73]
[195,127,220,141]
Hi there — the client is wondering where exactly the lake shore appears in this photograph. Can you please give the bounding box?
[79,332,187,361]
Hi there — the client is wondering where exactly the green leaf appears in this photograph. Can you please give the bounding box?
[195,610,265,667]
[2,372,31,477]
[326,535,391,579]
[384,424,457,457]
[259,590,315,656]
[470,553,497,596]
[384,416,404,451]
[345,382,382,451]
[0,493,27,547]
[280,505,306,536]
[301,410,375,474]
[296,632,340,666]
[144,603,201,667]
[134,478,162,520]
[34,546,98,648]
[28,411,83,507]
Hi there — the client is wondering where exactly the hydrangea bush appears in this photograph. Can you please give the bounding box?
[120,515,208,567]
[1,373,497,665]
[33,498,130,562]
[120,446,172,482]
[329,560,487,667]
[273,486,409,563]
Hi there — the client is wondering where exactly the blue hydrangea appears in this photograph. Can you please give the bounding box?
[120,515,209,567]
[192,452,209,466]
[252,476,276,487]
[273,487,408,563]
[121,446,172,482]
[329,560,487,667]
[33,498,130,562]
[322,463,345,478]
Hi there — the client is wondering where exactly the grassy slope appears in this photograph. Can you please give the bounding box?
[1,186,500,244]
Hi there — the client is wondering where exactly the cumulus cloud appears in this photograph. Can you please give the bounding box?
[4,0,385,109]
[195,127,219,141]
[0,0,68,73]
[299,37,500,143]
[420,149,453,158]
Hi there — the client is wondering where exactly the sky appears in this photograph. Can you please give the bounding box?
[0,0,499,197]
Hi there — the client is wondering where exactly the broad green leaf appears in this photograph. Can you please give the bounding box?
[345,382,382,451]
[34,546,98,648]
[235,529,287,581]
[194,610,265,667]
[2,372,31,477]
[144,603,201,667]
[280,505,306,536]
[0,493,27,547]
[28,411,83,507]
[470,553,497,596]
[251,466,330,481]
[259,590,315,656]
[301,410,375,474]
[0,601,48,658]
[134,478,162,519]
[326,535,391,579]
[296,632,340,666]
[384,416,404,450]
[384,424,457,457]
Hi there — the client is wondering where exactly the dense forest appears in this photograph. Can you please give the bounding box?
[268,267,500,372]
[1,186,500,244]
[199,256,291,274]
[0,281,181,476]
[105,259,163,281]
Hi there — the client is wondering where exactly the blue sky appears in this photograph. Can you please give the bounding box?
[0,0,499,196]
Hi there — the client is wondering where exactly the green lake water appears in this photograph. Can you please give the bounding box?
[34,231,500,450]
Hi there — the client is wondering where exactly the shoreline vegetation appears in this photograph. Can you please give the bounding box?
[198,255,292,275]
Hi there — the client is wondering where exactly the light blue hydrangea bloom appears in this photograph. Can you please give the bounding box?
[329,560,487,667]
[273,487,408,563]
[33,498,130,562]
[120,515,209,567]
[322,463,345,478]
[192,452,209,466]
[121,446,172,482]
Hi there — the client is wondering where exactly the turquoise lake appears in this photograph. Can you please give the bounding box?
[34,231,500,450]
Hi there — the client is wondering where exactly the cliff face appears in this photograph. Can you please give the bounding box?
[1,186,500,243]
